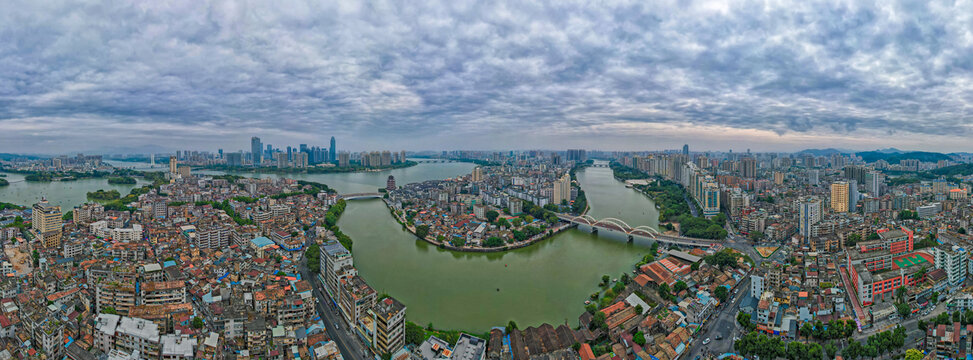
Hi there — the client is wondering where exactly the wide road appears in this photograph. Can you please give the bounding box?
[299,252,370,360]
[684,276,751,360]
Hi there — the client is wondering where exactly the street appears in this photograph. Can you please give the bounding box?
[683,276,751,360]
[298,248,371,360]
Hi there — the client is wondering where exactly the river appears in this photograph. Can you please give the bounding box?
[337,162,659,331]
[1,160,660,332]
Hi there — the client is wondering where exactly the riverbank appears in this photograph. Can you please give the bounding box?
[196,161,418,175]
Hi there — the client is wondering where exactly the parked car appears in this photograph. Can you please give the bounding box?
[703,338,711,345]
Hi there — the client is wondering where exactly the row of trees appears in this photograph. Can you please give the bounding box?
[734,327,906,360]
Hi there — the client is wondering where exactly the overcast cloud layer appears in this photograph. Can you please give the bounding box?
[1,0,973,154]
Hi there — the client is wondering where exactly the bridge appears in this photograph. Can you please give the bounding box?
[557,214,720,247]
[339,192,383,200]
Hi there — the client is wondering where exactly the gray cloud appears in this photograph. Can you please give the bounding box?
[1,0,972,153]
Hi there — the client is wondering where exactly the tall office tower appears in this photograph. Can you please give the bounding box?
[741,157,757,178]
[169,156,177,174]
[799,197,822,239]
[830,181,850,213]
[286,146,293,162]
[330,136,336,162]
[864,171,884,196]
[149,154,154,165]
[218,149,223,159]
[848,181,859,210]
[265,144,272,158]
[251,137,263,165]
[176,150,181,160]
[33,199,63,248]
[683,144,689,155]
[226,152,243,166]
[300,144,308,154]
[338,152,350,167]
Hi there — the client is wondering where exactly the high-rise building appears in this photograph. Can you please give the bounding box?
[799,197,822,239]
[682,144,689,155]
[567,149,587,162]
[864,171,884,196]
[330,136,336,162]
[293,152,308,168]
[33,199,63,248]
[169,156,177,175]
[387,176,396,191]
[471,167,483,182]
[831,181,849,213]
[251,137,263,166]
[226,152,243,166]
[368,297,406,355]
[741,157,757,178]
[338,152,350,167]
[274,153,288,169]
[552,173,571,205]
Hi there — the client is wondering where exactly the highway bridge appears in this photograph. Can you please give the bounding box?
[557,214,720,247]
[338,192,383,200]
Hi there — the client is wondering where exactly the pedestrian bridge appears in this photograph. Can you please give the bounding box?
[339,192,383,200]
[557,214,720,247]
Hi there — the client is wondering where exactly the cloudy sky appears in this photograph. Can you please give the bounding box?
[1,0,972,154]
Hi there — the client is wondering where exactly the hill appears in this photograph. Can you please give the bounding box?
[796,148,851,156]
[929,163,973,177]
[856,151,951,164]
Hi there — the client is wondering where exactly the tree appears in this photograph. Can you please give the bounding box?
[748,231,766,243]
[895,303,911,318]
[405,322,425,345]
[658,283,672,300]
[506,320,518,333]
[634,331,646,346]
[737,312,754,331]
[673,280,688,294]
[32,249,40,267]
[101,307,117,315]
[714,286,729,302]
[905,349,924,360]
[192,316,204,329]
[601,275,611,285]
[961,228,968,235]
[496,218,510,228]
[867,232,880,240]
[483,237,505,247]
[895,286,907,302]
[415,225,430,239]
[592,311,606,330]
[825,342,837,359]
[690,262,701,271]
[845,233,862,247]
[486,210,500,223]
[800,322,813,343]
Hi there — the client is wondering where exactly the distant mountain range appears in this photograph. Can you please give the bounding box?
[855,150,952,163]
[796,148,956,163]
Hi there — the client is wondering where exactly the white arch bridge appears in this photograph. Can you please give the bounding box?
[339,192,384,200]
[557,214,720,247]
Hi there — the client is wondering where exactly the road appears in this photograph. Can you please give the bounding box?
[298,243,370,360]
[684,276,751,360]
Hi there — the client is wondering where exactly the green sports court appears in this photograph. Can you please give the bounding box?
[891,253,933,270]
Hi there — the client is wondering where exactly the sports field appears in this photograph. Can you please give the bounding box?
[891,252,933,270]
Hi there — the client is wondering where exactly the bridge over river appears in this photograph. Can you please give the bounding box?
[557,214,720,248]
[338,192,384,200]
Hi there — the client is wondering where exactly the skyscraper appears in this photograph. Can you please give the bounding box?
[169,156,177,174]
[830,181,849,213]
[799,197,822,239]
[251,137,263,165]
[330,136,336,163]
[682,144,689,155]
[741,157,757,178]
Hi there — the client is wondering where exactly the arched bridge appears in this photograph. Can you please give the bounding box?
[557,214,719,247]
[339,192,383,200]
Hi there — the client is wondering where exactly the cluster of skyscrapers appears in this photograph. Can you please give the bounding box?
[242,136,337,167]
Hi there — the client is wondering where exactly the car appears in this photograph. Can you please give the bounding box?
[715,335,723,340]
[703,338,711,345]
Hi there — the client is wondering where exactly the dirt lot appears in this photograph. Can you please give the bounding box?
[4,245,32,275]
